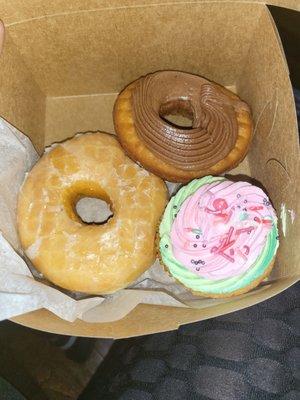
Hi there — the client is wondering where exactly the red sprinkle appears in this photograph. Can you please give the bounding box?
[213,198,228,211]
[222,240,236,251]
[205,207,215,214]
[226,227,234,243]
[215,212,229,219]
[243,245,250,255]
[183,241,190,250]
[219,252,235,263]
[211,227,236,263]
[237,249,247,261]
[262,219,272,225]
[236,226,255,235]
[224,211,233,223]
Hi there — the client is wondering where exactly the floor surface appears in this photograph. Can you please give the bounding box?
[0,321,113,400]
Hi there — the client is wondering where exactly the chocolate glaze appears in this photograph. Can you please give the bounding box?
[131,71,250,171]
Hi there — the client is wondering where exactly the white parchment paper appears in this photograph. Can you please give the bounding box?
[0,118,215,323]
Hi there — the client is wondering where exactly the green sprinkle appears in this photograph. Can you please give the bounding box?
[192,228,202,235]
[240,212,249,221]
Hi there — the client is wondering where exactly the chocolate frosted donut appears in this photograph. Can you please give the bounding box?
[114,71,253,182]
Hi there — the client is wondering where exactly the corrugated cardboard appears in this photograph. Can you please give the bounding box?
[0,0,298,338]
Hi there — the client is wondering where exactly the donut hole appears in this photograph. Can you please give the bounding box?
[75,197,113,225]
[159,99,194,129]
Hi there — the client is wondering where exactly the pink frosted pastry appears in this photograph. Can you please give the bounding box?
[159,176,279,297]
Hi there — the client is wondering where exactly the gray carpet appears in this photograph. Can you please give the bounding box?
[79,282,299,400]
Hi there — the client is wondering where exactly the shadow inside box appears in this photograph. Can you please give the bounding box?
[225,173,270,192]
[269,5,300,89]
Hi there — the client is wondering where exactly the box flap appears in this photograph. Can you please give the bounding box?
[11,277,299,338]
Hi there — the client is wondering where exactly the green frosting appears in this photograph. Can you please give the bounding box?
[159,176,279,295]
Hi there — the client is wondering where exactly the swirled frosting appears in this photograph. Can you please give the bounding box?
[131,71,250,171]
[159,176,279,294]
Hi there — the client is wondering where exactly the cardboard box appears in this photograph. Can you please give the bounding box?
[0,0,299,338]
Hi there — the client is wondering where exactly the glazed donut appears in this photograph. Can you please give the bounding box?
[17,133,167,294]
[114,71,253,182]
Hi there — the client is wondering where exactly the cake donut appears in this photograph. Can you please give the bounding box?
[17,133,167,294]
[159,176,279,297]
[114,71,253,182]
